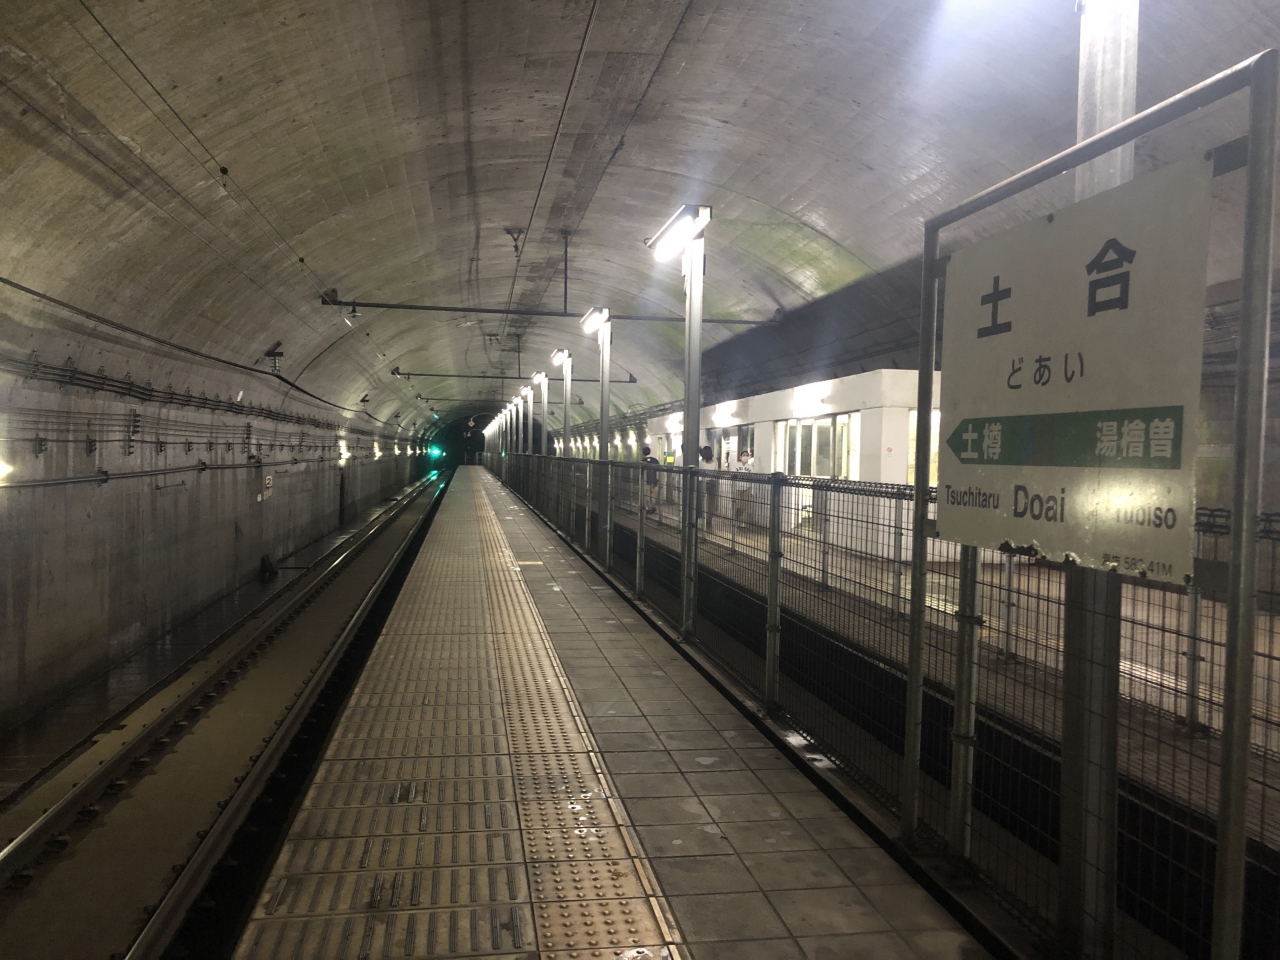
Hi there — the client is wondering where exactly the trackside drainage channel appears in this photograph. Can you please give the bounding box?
[157,479,449,960]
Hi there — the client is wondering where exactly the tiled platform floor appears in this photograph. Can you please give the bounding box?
[236,468,988,959]
[481,470,989,960]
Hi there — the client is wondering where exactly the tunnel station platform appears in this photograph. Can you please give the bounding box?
[234,466,986,960]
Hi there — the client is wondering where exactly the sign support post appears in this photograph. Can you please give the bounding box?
[1214,47,1277,960]
[1060,9,1138,951]
[681,231,706,642]
[947,543,980,860]
[1059,567,1122,959]
[902,219,939,845]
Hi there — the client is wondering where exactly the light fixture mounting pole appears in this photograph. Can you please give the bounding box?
[563,230,571,315]
[681,208,710,641]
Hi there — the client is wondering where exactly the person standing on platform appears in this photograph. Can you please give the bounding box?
[733,449,754,530]
[641,446,660,516]
[699,445,718,536]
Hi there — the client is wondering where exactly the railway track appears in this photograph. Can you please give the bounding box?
[0,471,450,960]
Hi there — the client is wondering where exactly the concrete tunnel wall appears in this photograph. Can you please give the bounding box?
[0,374,422,733]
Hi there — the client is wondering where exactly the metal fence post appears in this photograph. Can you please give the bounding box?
[1001,552,1017,660]
[568,462,577,543]
[585,458,594,549]
[553,461,562,529]
[948,544,981,859]
[603,463,613,570]
[1059,566,1121,960]
[893,497,905,617]
[636,467,646,596]
[680,466,699,641]
[1183,585,1203,732]
[819,485,831,588]
[561,460,569,531]
[765,472,784,708]
[729,489,739,554]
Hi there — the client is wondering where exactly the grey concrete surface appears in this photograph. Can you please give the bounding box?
[482,471,990,959]
[0,446,416,731]
[0,480,420,804]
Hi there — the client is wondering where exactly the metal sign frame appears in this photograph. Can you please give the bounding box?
[905,50,1277,960]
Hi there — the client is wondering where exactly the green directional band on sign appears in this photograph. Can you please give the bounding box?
[945,406,1183,470]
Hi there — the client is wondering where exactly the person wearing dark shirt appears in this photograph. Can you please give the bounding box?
[641,445,659,514]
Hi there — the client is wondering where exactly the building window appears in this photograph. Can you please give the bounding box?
[772,413,861,479]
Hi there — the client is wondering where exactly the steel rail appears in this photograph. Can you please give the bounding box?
[123,472,449,959]
[0,475,439,884]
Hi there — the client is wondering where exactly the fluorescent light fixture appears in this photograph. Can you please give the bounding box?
[712,400,739,428]
[532,371,547,385]
[520,385,532,397]
[791,381,835,419]
[580,307,609,335]
[646,204,712,262]
[338,440,350,462]
[551,349,570,367]
[394,444,401,456]
[665,412,683,434]
[0,459,13,481]
[373,442,382,460]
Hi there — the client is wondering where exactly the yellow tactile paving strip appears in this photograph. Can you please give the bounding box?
[235,469,683,960]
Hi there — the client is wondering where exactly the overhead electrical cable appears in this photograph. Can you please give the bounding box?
[74,0,330,299]
[495,0,603,341]
[0,275,398,424]
[65,2,429,421]
[3,20,426,420]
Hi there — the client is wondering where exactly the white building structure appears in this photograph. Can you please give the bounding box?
[643,369,942,485]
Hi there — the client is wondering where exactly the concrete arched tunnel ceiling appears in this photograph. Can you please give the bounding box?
[2,0,1277,435]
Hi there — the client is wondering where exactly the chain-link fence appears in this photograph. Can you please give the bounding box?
[487,451,1280,959]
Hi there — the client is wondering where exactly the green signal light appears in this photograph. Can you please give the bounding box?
[428,446,443,458]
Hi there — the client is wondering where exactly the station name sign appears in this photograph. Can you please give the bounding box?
[936,158,1212,582]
